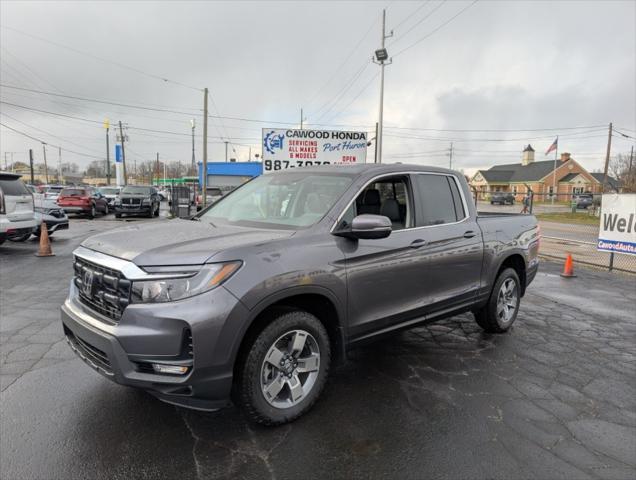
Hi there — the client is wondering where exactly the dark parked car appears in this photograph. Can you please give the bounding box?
[114,185,161,218]
[56,187,109,218]
[61,164,539,425]
[574,194,594,209]
[490,192,515,205]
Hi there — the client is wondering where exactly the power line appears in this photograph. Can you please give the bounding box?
[1,25,201,91]
[0,121,105,160]
[388,0,445,47]
[323,71,380,125]
[313,63,371,122]
[383,123,607,133]
[390,1,433,32]
[305,13,380,109]
[393,0,479,58]
[0,84,200,115]
[0,111,105,156]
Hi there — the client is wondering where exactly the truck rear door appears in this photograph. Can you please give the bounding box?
[410,173,483,318]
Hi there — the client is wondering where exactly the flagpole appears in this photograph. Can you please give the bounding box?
[551,136,558,205]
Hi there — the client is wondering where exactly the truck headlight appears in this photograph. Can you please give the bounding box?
[141,198,151,205]
[131,261,241,303]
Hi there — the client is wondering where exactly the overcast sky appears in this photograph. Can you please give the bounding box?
[1,0,634,176]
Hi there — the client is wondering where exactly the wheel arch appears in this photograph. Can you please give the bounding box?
[495,253,527,296]
[232,287,346,379]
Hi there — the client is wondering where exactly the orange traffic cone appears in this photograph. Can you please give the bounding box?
[35,221,54,257]
[560,253,576,278]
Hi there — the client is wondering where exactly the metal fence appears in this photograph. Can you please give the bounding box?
[472,189,636,274]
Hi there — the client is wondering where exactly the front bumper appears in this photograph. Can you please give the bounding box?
[114,205,151,214]
[61,281,250,411]
[38,216,69,232]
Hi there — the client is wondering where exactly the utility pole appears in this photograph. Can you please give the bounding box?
[224,141,229,162]
[449,142,454,169]
[42,143,49,184]
[105,119,111,185]
[601,123,613,193]
[248,146,252,161]
[373,9,392,164]
[156,152,160,186]
[628,145,634,191]
[29,149,34,184]
[3,152,7,171]
[119,120,128,185]
[202,88,209,207]
[58,147,62,183]
[190,118,196,174]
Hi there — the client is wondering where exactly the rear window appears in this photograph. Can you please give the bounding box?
[100,188,120,195]
[47,186,64,192]
[60,188,86,196]
[0,178,30,196]
[413,174,463,226]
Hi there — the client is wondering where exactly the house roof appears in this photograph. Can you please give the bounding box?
[559,173,580,182]
[477,169,515,182]
[523,144,535,152]
[486,159,560,182]
[590,172,621,189]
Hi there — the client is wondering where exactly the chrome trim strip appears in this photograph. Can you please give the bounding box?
[330,170,471,234]
[73,246,195,280]
[64,297,117,335]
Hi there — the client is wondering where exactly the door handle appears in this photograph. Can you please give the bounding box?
[410,239,427,248]
[463,230,477,238]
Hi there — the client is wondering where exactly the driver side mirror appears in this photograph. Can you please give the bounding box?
[335,214,392,240]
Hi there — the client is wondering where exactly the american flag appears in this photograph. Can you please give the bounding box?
[545,137,558,156]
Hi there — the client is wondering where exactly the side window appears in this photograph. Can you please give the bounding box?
[413,174,460,227]
[446,176,466,221]
[337,176,413,231]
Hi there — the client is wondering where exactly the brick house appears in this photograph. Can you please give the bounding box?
[470,145,619,201]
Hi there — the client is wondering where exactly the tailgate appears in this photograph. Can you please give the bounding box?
[6,194,34,222]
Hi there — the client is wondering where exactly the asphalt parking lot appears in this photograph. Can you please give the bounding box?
[1,214,635,480]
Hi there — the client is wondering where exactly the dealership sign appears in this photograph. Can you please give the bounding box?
[597,194,636,256]
[262,128,367,172]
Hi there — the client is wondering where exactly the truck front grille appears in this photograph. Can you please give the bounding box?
[73,256,131,323]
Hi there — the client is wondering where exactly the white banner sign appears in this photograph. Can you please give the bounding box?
[597,194,636,256]
[262,128,367,173]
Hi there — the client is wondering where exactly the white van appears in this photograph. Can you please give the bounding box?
[0,172,36,245]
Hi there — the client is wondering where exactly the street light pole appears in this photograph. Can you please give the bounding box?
[225,141,229,162]
[373,9,392,164]
[42,143,49,184]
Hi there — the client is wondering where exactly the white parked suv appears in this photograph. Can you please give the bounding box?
[0,172,36,245]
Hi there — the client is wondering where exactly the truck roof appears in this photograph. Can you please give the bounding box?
[275,163,459,176]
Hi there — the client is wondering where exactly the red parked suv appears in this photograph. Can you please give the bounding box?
[57,187,109,218]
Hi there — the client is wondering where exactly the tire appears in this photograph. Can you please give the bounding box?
[153,203,160,217]
[88,204,96,219]
[147,204,154,218]
[474,267,521,333]
[8,233,31,242]
[235,310,331,425]
[103,204,109,215]
[115,213,122,219]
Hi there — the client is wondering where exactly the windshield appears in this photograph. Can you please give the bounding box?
[199,172,354,229]
[121,186,151,195]
[100,188,120,195]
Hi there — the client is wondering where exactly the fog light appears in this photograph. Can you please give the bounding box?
[152,364,188,375]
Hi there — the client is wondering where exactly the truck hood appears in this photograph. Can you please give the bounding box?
[81,219,295,266]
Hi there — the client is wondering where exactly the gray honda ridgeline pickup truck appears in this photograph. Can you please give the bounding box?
[61,164,539,425]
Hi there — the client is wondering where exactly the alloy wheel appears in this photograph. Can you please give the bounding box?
[497,278,518,324]
[260,330,320,409]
